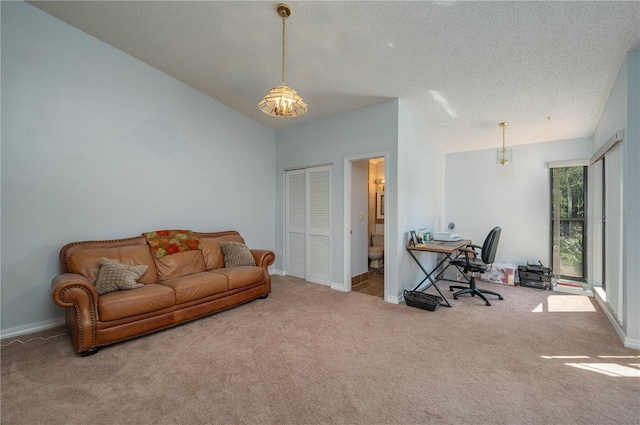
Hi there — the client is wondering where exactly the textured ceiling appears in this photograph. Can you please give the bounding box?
[28,1,640,153]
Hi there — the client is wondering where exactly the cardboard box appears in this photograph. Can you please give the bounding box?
[481,262,516,285]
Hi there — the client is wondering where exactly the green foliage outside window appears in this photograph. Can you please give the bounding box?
[553,167,585,219]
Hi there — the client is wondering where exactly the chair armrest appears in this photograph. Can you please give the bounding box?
[250,249,275,269]
[455,248,475,270]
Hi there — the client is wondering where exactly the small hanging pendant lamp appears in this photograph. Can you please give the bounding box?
[258,3,307,118]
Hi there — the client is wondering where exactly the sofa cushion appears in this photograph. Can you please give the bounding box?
[158,272,229,305]
[154,250,206,281]
[69,245,157,285]
[210,266,264,290]
[94,257,147,295]
[200,235,245,270]
[98,284,175,322]
[220,242,256,268]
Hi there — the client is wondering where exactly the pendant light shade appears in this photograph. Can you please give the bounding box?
[258,3,307,118]
[258,86,307,118]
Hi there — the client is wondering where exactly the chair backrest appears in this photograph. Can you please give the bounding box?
[481,227,501,265]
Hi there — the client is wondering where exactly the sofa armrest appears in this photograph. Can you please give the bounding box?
[251,249,275,269]
[51,273,99,353]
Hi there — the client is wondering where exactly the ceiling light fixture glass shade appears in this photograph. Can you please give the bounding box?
[258,4,307,118]
[496,122,512,165]
[258,85,307,118]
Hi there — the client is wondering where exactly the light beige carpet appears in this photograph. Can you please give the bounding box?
[2,275,639,424]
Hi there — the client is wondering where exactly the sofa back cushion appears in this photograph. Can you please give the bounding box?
[200,235,245,270]
[153,250,206,281]
[68,245,157,285]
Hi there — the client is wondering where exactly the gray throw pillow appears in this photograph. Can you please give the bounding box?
[95,257,147,295]
[220,241,256,268]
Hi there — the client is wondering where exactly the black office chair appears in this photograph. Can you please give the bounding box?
[449,226,504,306]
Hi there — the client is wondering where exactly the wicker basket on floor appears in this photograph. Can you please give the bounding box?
[403,290,442,311]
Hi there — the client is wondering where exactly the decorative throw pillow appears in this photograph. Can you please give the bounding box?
[220,241,256,268]
[95,257,148,295]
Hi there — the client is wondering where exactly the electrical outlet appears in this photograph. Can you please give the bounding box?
[276,249,282,256]
[359,212,365,220]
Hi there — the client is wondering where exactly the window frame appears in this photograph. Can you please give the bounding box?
[550,166,588,282]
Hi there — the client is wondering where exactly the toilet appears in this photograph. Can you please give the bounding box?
[368,233,384,268]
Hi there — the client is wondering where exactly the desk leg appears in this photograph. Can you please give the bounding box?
[407,249,452,307]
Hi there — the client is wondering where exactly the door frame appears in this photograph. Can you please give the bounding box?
[342,151,389,299]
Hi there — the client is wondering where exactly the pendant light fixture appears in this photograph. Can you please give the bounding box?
[496,122,512,165]
[258,3,307,118]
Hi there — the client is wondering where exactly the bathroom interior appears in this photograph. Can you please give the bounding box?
[351,157,385,298]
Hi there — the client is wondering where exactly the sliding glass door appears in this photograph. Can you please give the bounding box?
[551,166,587,281]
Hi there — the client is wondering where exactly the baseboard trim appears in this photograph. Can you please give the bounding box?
[331,282,348,292]
[1,317,65,340]
[386,293,402,304]
[271,268,285,276]
[593,287,632,348]
[624,337,640,350]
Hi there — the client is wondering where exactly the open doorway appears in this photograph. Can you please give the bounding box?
[347,156,385,298]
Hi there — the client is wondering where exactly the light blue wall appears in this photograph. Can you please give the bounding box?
[274,99,446,301]
[1,1,276,333]
[591,50,640,348]
[623,51,640,348]
[593,57,627,152]
[598,50,640,347]
[397,100,445,295]
[275,100,399,291]
[445,137,592,266]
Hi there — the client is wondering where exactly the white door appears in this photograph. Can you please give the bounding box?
[286,170,306,279]
[604,143,623,322]
[591,160,604,287]
[285,166,332,285]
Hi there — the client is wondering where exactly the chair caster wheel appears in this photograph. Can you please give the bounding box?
[485,302,491,306]
[499,296,504,300]
[453,296,459,300]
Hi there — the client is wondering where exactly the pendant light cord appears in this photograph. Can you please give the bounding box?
[502,124,506,150]
[281,15,286,86]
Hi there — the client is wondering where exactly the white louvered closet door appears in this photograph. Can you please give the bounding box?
[285,166,332,286]
[286,170,306,280]
[307,166,332,286]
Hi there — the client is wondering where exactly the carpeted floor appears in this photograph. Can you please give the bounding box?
[1,275,639,424]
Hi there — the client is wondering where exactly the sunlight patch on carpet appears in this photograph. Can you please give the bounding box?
[531,295,596,313]
[565,362,640,377]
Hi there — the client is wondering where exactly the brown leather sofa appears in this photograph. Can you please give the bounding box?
[51,230,275,356]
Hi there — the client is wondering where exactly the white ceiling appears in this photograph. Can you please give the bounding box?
[28,1,640,153]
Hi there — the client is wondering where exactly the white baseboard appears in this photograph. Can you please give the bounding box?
[1,317,65,340]
[624,337,640,350]
[593,287,635,349]
[330,282,348,292]
[386,293,402,304]
[271,268,285,276]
